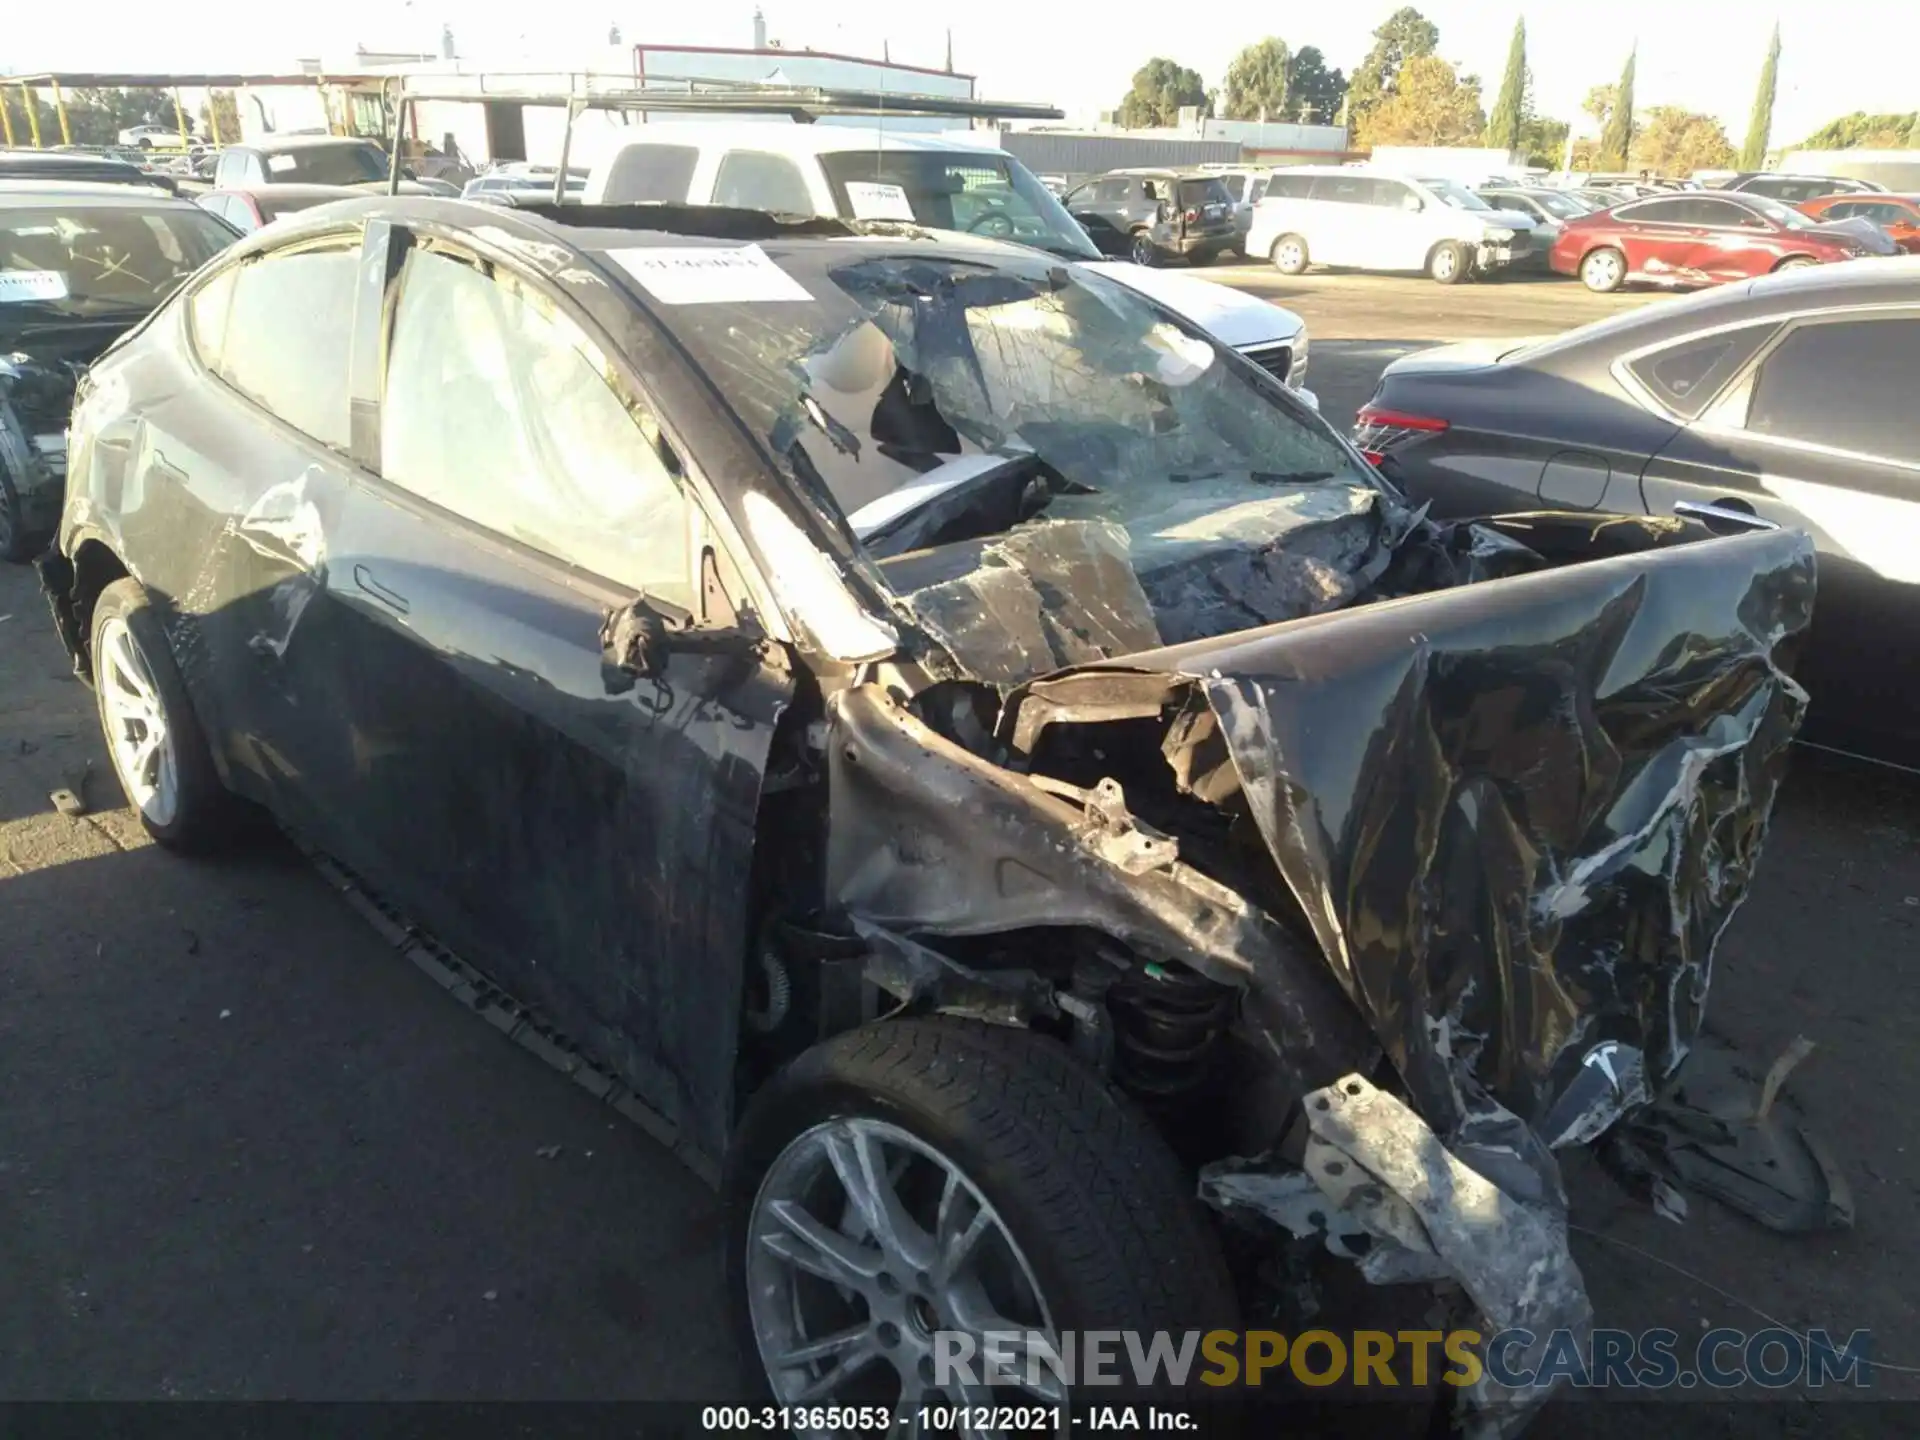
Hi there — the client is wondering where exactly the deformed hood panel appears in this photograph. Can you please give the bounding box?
[1064,526,1815,1145]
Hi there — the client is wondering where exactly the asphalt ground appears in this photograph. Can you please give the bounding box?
[2,265,1917,1433]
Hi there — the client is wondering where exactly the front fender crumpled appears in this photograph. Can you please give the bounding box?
[829,516,1814,1433]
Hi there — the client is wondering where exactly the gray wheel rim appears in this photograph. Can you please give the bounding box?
[1130,234,1155,266]
[1434,247,1458,279]
[746,1116,1065,1430]
[1586,251,1621,288]
[97,614,180,827]
[1276,240,1303,270]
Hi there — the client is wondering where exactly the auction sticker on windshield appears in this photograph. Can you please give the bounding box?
[0,269,70,303]
[605,244,812,305]
[845,182,917,221]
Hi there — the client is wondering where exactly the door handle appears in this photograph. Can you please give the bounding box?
[353,563,411,615]
[1672,500,1777,533]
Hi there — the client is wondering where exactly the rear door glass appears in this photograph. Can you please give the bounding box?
[211,241,358,450]
[598,144,699,203]
[1744,317,1920,459]
[711,151,814,214]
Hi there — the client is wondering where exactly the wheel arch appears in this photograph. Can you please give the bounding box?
[46,532,130,682]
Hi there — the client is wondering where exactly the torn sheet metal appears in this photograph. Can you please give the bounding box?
[1202,1075,1590,1436]
[825,684,1376,1102]
[1152,527,1814,1173]
[1599,1034,1853,1233]
[850,917,1058,1026]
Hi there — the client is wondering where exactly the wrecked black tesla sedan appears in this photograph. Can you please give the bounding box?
[1,181,236,560]
[40,196,1819,1431]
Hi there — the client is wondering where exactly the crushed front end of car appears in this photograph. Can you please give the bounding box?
[819,513,1814,1432]
[661,236,1826,1433]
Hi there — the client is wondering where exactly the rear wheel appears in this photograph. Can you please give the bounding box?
[1775,256,1819,271]
[1128,230,1159,267]
[90,578,236,849]
[0,464,36,562]
[1428,241,1471,284]
[726,1017,1238,1412]
[1580,246,1628,292]
[1269,233,1309,275]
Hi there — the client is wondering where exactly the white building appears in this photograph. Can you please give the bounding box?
[290,14,978,170]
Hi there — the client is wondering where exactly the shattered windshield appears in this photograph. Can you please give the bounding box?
[818,151,1100,261]
[648,239,1403,681]
[1,204,234,319]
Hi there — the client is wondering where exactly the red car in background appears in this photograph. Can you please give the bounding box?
[1550,189,1880,292]
[1798,192,1920,254]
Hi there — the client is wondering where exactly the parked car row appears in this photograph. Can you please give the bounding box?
[1357,255,1920,768]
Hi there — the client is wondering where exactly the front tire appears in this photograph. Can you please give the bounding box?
[725,1017,1239,1411]
[1428,241,1471,284]
[90,578,235,849]
[1269,233,1309,275]
[1580,246,1628,292]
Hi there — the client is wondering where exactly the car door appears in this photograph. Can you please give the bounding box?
[1366,177,1432,269]
[284,225,794,1146]
[1304,173,1369,264]
[1687,197,1777,281]
[141,228,370,820]
[1638,311,1920,763]
[1611,198,1710,281]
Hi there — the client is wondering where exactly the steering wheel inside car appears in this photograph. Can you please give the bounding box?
[967,210,1016,238]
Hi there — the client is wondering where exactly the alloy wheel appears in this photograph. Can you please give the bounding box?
[97,614,180,827]
[745,1116,1065,1428]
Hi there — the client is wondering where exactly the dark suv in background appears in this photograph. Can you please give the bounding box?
[1063,168,1236,266]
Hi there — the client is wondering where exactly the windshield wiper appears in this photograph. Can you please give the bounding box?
[851,450,1071,558]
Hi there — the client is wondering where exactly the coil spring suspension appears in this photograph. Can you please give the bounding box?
[1106,964,1235,1106]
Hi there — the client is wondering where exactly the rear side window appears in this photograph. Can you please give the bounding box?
[205,244,357,450]
[379,248,692,599]
[1614,198,1692,224]
[598,143,699,204]
[1627,323,1776,419]
[1745,317,1920,460]
[1176,178,1229,207]
[1692,198,1762,228]
[1309,174,1379,205]
[711,151,814,215]
[1263,173,1314,200]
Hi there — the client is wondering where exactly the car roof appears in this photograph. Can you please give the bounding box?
[587,123,1006,163]
[1521,255,1920,369]
[0,178,196,207]
[206,183,372,202]
[2,149,144,171]
[214,194,1038,269]
[231,134,383,153]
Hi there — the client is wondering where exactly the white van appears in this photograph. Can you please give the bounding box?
[1246,166,1539,284]
[581,124,1313,400]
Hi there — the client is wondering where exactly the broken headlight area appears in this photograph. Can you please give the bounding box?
[749,505,1826,1432]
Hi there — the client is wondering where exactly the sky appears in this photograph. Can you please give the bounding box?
[8,1,1916,149]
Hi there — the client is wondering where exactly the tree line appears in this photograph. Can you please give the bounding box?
[1115,10,1917,176]
[0,85,239,147]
